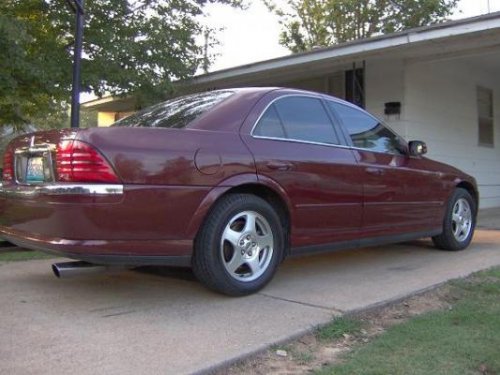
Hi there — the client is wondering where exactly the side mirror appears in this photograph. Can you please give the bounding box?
[408,140,427,157]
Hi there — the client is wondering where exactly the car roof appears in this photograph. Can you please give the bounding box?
[223,87,358,107]
[189,87,364,132]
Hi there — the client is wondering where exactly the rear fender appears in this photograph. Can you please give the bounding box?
[185,174,293,239]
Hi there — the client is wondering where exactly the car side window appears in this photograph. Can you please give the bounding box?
[328,101,403,154]
[253,105,287,138]
[254,96,339,145]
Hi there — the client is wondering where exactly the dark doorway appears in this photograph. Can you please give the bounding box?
[345,68,365,108]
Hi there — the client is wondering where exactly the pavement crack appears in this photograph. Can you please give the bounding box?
[102,310,136,318]
[90,305,125,313]
[258,293,344,314]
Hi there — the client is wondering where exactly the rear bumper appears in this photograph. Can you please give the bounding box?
[0,225,192,267]
[2,229,191,267]
[2,229,191,266]
[0,182,209,264]
[0,182,124,197]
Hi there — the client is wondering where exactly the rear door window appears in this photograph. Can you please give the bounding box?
[254,96,339,145]
[253,105,287,138]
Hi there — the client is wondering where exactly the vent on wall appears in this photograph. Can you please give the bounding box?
[384,102,401,115]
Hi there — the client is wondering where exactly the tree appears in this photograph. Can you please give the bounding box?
[264,0,458,53]
[0,0,243,127]
[0,13,64,127]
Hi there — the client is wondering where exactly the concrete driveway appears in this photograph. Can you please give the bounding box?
[1,229,500,375]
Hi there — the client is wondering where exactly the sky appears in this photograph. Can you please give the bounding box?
[203,0,500,72]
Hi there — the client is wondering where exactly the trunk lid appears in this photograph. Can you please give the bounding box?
[3,129,78,185]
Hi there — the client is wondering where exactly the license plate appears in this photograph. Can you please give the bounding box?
[26,157,45,183]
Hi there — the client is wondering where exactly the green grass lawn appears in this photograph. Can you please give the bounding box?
[0,250,55,262]
[316,316,364,342]
[317,267,500,375]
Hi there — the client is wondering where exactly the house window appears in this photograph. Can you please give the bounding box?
[478,87,494,147]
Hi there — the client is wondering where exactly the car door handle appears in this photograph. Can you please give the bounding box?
[266,161,292,171]
[366,167,384,176]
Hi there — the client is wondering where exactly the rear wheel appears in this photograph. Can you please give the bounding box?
[192,194,284,296]
[432,188,476,251]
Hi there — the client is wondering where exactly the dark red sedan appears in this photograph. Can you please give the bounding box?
[0,88,478,295]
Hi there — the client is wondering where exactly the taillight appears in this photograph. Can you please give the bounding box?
[2,148,14,182]
[56,140,120,183]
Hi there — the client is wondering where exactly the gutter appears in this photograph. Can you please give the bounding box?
[191,12,500,85]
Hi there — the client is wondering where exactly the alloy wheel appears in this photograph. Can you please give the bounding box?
[451,198,472,242]
[220,211,274,282]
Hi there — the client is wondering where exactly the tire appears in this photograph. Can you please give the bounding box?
[192,193,284,296]
[432,188,476,251]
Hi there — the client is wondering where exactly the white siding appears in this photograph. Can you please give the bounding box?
[404,59,500,208]
[365,59,408,137]
[364,58,500,208]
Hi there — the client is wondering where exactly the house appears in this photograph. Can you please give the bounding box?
[82,12,500,208]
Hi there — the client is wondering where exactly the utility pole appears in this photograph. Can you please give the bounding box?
[203,29,210,74]
[66,0,85,128]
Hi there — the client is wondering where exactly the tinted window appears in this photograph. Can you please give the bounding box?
[253,105,286,138]
[113,90,233,129]
[329,102,402,154]
[254,96,339,144]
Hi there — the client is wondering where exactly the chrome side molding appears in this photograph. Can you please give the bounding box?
[0,183,124,197]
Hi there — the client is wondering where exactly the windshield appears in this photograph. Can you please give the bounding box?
[112,90,234,129]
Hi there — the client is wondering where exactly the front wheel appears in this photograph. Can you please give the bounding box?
[192,194,284,296]
[432,188,476,251]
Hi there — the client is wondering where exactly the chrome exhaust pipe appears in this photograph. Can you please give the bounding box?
[52,261,109,278]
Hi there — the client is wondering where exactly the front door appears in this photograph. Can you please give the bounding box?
[327,100,445,237]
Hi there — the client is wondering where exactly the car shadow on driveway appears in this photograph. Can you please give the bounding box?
[127,239,436,285]
[133,266,196,282]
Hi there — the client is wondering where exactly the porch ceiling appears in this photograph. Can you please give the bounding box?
[81,95,136,112]
[459,50,500,75]
[187,27,500,91]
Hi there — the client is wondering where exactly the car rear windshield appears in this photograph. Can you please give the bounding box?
[113,90,234,129]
